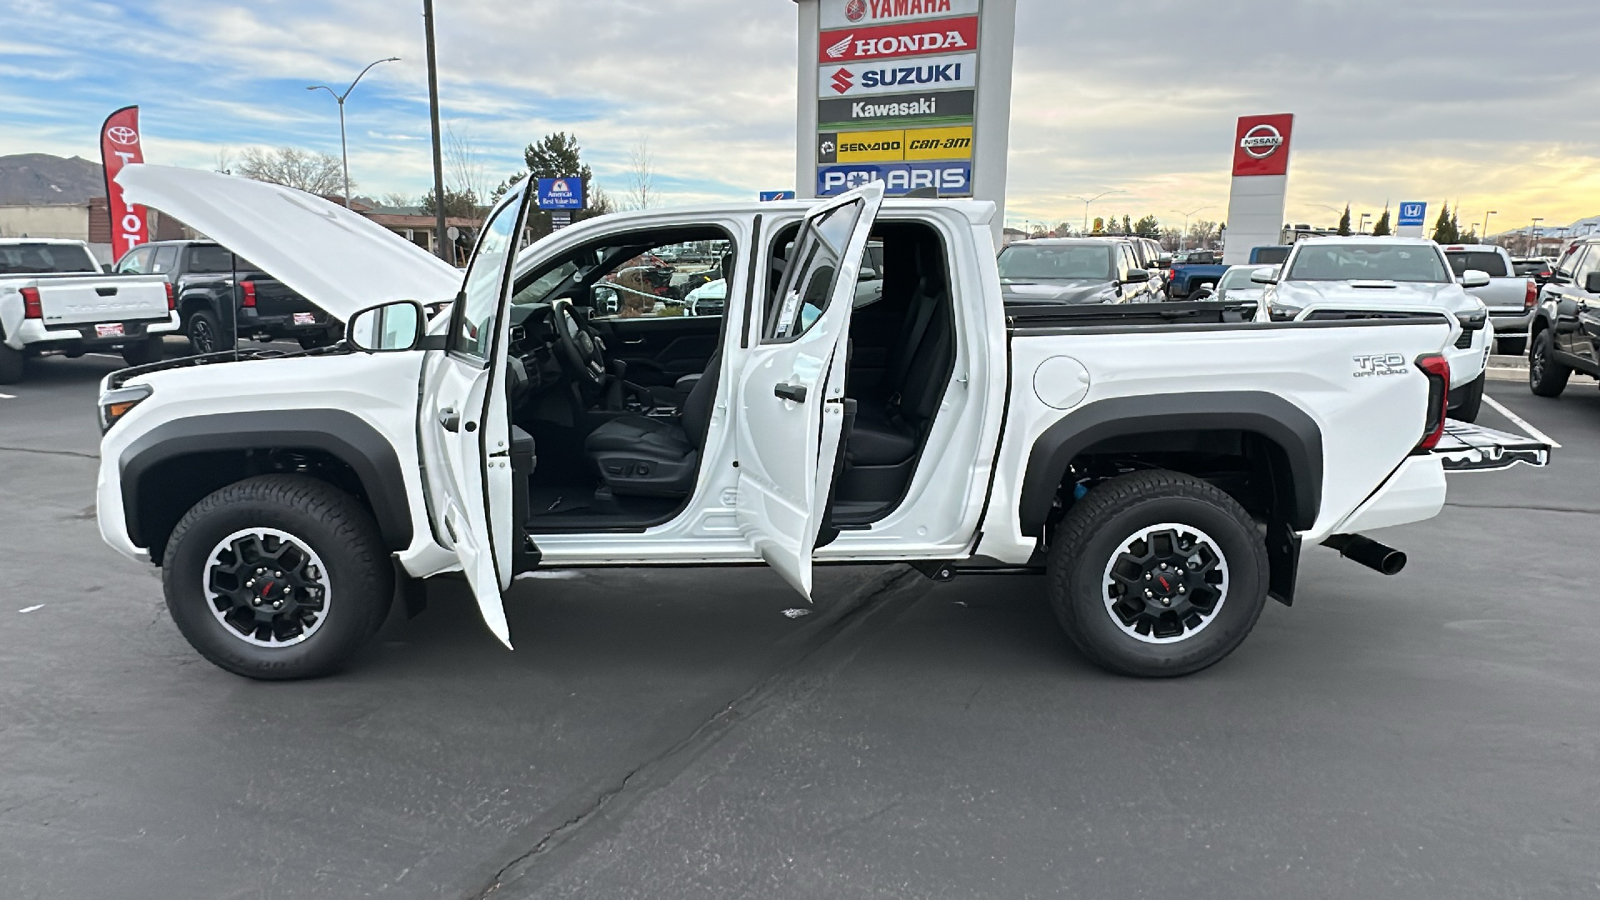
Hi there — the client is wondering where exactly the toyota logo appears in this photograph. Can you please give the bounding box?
[845,0,866,22]
[1239,124,1283,159]
[106,125,140,146]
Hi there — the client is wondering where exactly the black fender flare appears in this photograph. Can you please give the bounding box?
[1019,391,1324,536]
[120,408,413,552]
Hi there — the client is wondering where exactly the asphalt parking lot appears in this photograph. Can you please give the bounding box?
[3,348,1598,899]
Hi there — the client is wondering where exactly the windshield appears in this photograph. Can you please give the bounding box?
[998,244,1114,281]
[1216,267,1260,291]
[1252,246,1290,265]
[1444,250,1509,278]
[0,242,98,274]
[1286,243,1449,283]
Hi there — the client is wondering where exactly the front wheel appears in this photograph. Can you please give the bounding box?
[1529,330,1570,398]
[1046,470,1269,677]
[1448,372,1485,423]
[162,475,394,680]
[121,335,164,367]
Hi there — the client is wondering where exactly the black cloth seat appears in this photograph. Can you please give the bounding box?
[584,351,720,498]
[845,256,953,469]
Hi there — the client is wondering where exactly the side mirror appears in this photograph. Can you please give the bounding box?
[347,300,424,352]
[1124,268,1151,283]
[1586,272,1600,294]
[1249,266,1279,285]
[102,263,115,274]
[1460,269,1492,289]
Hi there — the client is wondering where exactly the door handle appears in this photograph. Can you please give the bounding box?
[774,382,808,403]
[437,408,460,432]
[623,338,646,345]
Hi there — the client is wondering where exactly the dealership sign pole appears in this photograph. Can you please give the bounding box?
[100,106,149,258]
[795,0,1015,245]
[1220,113,1295,265]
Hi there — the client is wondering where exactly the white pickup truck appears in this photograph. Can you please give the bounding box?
[0,237,177,383]
[1441,243,1538,354]
[1252,237,1495,422]
[96,166,1547,682]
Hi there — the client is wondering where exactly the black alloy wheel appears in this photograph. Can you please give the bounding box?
[1529,330,1570,398]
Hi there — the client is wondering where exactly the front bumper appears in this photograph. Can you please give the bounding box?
[8,311,181,351]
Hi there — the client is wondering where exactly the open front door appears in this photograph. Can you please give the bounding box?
[735,182,885,598]
[420,182,532,647]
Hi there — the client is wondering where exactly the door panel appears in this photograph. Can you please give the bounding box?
[734,182,885,598]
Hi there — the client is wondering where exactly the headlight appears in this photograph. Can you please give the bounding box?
[1269,301,1303,321]
[98,383,152,433]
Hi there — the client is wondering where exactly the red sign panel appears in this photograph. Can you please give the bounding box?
[1231,113,1294,177]
[100,105,148,257]
[820,15,979,63]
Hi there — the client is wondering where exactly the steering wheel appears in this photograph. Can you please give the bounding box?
[551,298,608,386]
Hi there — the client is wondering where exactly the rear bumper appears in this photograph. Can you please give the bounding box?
[1488,309,1534,336]
[8,312,180,351]
[1332,455,1447,536]
[236,309,340,340]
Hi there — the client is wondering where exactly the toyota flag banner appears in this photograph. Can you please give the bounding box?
[100,105,148,257]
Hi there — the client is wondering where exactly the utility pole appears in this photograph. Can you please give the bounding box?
[423,0,449,262]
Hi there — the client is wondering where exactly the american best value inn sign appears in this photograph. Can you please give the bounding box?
[815,0,984,197]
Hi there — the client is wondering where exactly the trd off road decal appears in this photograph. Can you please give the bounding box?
[1352,354,1409,377]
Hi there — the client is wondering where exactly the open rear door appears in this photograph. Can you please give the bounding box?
[734,182,884,598]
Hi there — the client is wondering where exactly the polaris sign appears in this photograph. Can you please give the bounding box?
[817,161,971,197]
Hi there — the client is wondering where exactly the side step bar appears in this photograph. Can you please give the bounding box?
[1322,534,1407,576]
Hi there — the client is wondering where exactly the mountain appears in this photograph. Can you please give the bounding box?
[0,153,107,205]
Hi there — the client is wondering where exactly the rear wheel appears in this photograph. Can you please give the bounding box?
[186,309,232,355]
[1046,470,1269,677]
[1529,330,1570,398]
[121,335,164,367]
[162,475,393,680]
[0,342,23,384]
[1449,372,1485,423]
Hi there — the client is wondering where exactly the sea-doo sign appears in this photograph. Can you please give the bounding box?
[820,16,980,63]
[819,53,977,97]
[1230,113,1295,177]
[822,0,981,29]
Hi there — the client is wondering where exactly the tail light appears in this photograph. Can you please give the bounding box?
[1415,354,1450,451]
[164,282,175,311]
[1524,278,1538,310]
[21,287,42,319]
[239,280,257,308]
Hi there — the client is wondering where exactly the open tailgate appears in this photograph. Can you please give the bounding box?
[1432,421,1550,472]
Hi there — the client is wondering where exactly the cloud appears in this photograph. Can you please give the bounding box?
[1,0,1597,231]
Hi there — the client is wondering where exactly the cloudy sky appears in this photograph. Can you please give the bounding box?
[3,0,1598,234]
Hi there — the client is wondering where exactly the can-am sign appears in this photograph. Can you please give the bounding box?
[822,0,981,29]
[820,16,979,63]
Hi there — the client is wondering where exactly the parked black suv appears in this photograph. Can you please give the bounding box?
[1527,237,1600,397]
[114,240,341,353]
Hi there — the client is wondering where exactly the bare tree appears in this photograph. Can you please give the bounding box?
[214,146,233,175]
[444,123,488,223]
[237,147,347,196]
[381,191,415,209]
[625,139,656,210]
[1189,219,1219,248]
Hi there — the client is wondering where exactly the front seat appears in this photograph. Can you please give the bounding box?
[584,351,721,498]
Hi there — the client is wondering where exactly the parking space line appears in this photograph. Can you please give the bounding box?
[1484,396,1562,449]
[0,392,15,400]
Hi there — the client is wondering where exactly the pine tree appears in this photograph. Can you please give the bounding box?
[1371,207,1392,236]
[1431,203,1456,243]
[1337,204,1353,236]
[1133,214,1161,236]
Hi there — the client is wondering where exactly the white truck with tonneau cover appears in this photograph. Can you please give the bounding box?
[1441,243,1538,354]
[96,166,1548,681]
[0,238,178,383]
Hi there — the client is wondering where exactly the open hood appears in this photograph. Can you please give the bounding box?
[116,165,462,320]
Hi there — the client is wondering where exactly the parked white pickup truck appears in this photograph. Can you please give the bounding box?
[1252,237,1494,422]
[1441,243,1538,354]
[96,166,1547,682]
[0,238,177,383]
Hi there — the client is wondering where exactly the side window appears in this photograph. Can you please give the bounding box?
[150,246,178,274]
[1556,245,1586,279]
[591,240,732,320]
[117,246,153,274]
[1573,248,1600,293]
[449,196,521,360]
[764,200,862,343]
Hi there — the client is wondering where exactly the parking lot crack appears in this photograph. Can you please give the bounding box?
[0,445,99,460]
[1446,501,1600,517]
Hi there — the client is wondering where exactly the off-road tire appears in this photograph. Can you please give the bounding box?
[0,342,23,384]
[1529,330,1570,398]
[1448,372,1485,423]
[186,309,232,354]
[162,475,393,680]
[121,335,164,367]
[1047,470,1269,678]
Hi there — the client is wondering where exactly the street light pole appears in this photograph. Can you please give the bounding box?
[307,56,400,208]
[1481,210,1496,242]
[1359,212,1371,234]
[1070,190,1124,233]
[1170,206,1214,251]
[1530,217,1544,257]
